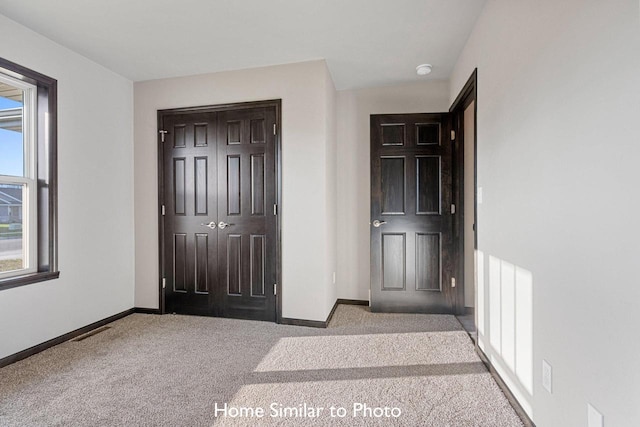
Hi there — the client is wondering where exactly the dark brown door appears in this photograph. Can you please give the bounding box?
[370,113,455,313]
[161,104,277,321]
[216,108,277,321]
[162,112,218,317]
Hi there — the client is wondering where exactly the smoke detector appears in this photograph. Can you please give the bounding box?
[416,64,433,76]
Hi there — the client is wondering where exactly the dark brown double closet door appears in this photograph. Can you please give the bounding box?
[161,106,277,321]
[370,113,455,314]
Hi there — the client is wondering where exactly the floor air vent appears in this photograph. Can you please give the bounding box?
[71,326,111,342]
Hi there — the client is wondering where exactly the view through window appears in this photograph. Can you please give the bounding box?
[0,75,36,278]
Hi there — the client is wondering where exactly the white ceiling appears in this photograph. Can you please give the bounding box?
[0,0,485,90]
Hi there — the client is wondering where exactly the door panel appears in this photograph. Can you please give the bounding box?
[226,234,242,295]
[250,234,266,296]
[416,233,441,291]
[382,233,406,290]
[194,233,209,293]
[371,113,455,313]
[416,156,441,214]
[380,157,405,214]
[173,233,187,292]
[194,157,208,215]
[161,105,277,321]
[251,155,265,215]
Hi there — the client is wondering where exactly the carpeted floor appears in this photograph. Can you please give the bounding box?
[0,305,523,426]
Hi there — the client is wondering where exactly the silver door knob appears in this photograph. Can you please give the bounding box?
[218,221,233,230]
[200,221,216,229]
[372,220,387,228]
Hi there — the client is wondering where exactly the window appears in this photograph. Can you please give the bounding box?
[0,57,58,290]
[0,73,37,279]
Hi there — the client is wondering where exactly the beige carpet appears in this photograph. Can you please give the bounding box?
[0,305,523,426]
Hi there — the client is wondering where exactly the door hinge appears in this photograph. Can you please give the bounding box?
[451,204,456,215]
[451,277,456,288]
[450,130,455,141]
[162,278,166,289]
[161,205,166,216]
[159,130,168,143]
[274,284,277,295]
[273,123,277,136]
[273,204,278,216]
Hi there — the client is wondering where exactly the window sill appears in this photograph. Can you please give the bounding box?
[0,271,60,291]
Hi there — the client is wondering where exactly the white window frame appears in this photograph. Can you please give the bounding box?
[0,72,38,280]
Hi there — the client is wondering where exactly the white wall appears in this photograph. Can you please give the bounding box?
[324,66,338,312]
[335,81,450,301]
[134,60,338,322]
[0,15,135,359]
[451,1,640,425]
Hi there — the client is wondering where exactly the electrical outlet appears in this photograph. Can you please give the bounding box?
[332,272,336,284]
[587,404,603,427]
[542,360,552,393]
